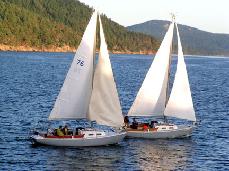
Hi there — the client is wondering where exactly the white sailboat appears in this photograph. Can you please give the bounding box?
[127,18,196,139]
[31,11,126,146]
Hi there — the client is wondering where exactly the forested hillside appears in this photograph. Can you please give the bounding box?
[0,0,159,53]
[128,20,229,56]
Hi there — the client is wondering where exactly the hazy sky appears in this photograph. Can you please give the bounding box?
[79,0,229,34]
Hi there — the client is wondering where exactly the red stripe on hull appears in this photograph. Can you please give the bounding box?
[46,135,84,139]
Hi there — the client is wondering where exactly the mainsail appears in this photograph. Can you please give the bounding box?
[49,12,97,120]
[88,16,123,127]
[128,22,174,117]
[164,23,196,121]
[49,12,123,126]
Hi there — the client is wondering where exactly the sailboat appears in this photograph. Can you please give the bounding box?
[126,17,196,139]
[31,11,126,146]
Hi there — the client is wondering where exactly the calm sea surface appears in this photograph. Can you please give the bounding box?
[0,52,228,171]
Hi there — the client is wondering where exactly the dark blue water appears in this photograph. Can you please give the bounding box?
[0,52,228,170]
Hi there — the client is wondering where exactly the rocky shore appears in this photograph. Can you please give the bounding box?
[0,44,156,55]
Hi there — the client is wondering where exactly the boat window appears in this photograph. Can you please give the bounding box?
[162,127,166,129]
[169,127,174,129]
[89,134,94,136]
[96,133,102,135]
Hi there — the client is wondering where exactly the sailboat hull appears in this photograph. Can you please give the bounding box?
[31,132,126,147]
[126,125,194,139]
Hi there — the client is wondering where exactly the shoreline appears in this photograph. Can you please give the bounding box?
[0,44,156,55]
[0,44,228,57]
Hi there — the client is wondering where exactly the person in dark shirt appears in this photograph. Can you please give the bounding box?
[62,125,68,135]
[150,120,158,128]
[132,118,138,129]
[124,116,130,127]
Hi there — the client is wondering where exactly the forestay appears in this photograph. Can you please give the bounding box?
[88,16,123,127]
[164,23,196,121]
[128,22,174,117]
[49,12,97,120]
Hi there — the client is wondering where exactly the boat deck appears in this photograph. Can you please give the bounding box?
[126,127,158,132]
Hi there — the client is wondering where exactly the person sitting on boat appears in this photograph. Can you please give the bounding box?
[47,128,54,136]
[75,127,84,135]
[131,118,138,129]
[62,125,68,135]
[150,120,158,128]
[124,116,130,127]
[56,126,64,136]
[143,124,148,131]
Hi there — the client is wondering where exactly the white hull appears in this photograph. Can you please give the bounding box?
[31,132,126,147]
[127,125,194,139]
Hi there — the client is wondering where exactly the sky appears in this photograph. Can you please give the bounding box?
[79,0,229,34]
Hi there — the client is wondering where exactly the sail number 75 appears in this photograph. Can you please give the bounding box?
[77,59,84,66]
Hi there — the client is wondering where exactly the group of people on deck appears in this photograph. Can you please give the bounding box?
[124,116,158,130]
[47,116,158,136]
[48,125,69,136]
[48,125,86,136]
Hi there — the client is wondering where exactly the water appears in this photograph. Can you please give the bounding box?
[0,52,228,170]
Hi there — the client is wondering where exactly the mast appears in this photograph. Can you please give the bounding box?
[92,11,98,82]
[163,14,175,122]
[88,10,98,114]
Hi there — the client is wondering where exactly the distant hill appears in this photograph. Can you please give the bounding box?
[0,0,159,53]
[128,20,229,56]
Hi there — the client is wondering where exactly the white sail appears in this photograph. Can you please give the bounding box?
[88,16,124,127]
[49,12,97,120]
[164,23,196,121]
[128,22,174,117]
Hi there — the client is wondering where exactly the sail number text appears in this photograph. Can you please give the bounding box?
[77,59,84,66]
